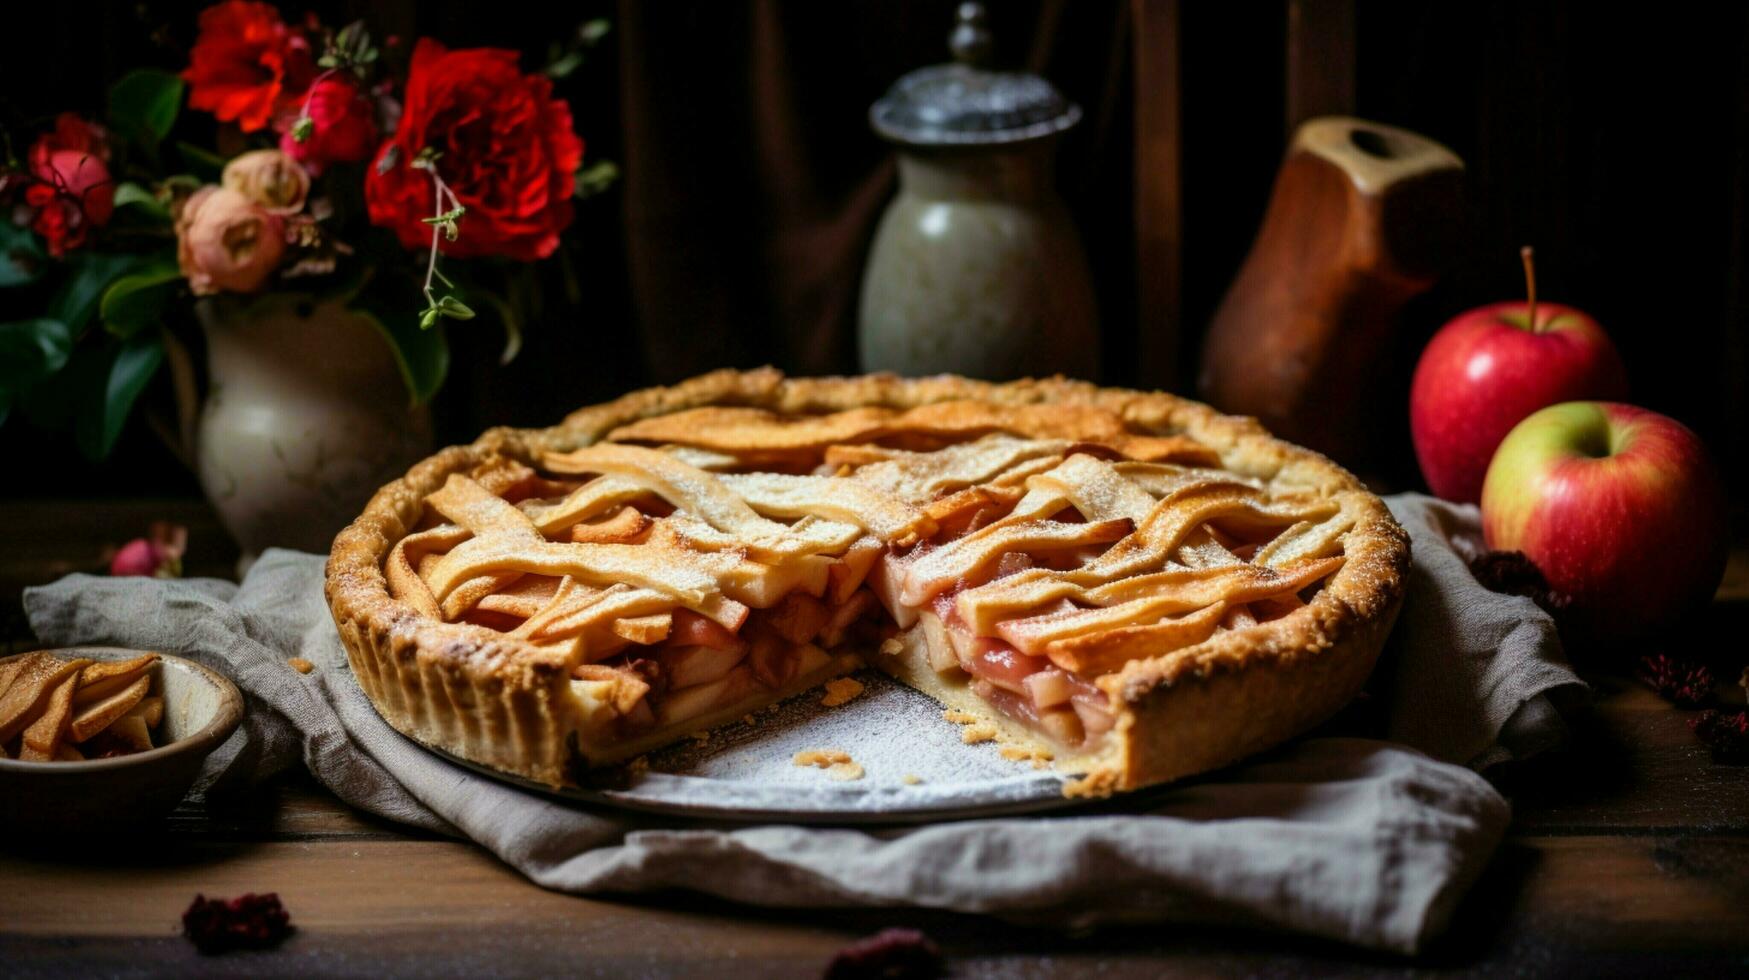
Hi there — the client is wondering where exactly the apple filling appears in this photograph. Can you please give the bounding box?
[589,598,880,737]
[383,408,1355,770]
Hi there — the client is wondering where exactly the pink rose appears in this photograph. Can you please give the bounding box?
[176,186,286,295]
[220,149,310,215]
[23,114,114,256]
[109,523,187,578]
[279,75,378,174]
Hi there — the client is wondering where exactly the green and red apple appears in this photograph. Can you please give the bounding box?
[1480,401,1728,644]
[1411,248,1628,503]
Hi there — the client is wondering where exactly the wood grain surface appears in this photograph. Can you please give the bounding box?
[2,500,1745,977]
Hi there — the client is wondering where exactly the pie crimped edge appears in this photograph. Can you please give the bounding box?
[324,368,1410,796]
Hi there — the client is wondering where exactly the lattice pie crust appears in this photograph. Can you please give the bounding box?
[325,370,1409,795]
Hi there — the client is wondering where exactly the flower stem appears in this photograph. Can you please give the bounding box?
[414,157,467,326]
[423,174,443,309]
[292,68,342,142]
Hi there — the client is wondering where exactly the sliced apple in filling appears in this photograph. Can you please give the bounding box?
[382,429,1354,771]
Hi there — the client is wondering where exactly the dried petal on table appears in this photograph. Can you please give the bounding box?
[182,892,294,954]
[1691,709,1749,764]
[823,927,943,980]
[1638,653,1714,708]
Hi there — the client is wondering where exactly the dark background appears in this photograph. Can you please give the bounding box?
[3,1,1744,537]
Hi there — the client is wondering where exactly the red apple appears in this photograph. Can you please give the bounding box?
[1411,248,1628,503]
[1480,401,1728,645]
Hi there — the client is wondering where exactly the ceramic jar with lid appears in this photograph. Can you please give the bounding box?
[858,2,1099,380]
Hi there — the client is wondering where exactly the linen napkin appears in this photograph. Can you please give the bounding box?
[1382,494,1588,769]
[23,493,1583,954]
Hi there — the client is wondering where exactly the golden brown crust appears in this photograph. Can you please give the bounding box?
[326,368,1409,791]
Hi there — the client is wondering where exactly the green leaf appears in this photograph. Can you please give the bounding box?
[176,142,226,181]
[50,252,146,334]
[574,160,620,199]
[544,51,586,79]
[100,259,182,338]
[358,305,450,405]
[110,182,172,224]
[74,331,164,459]
[108,70,184,150]
[436,295,475,320]
[19,342,89,430]
[0,318,73,391]
[0,220,46,288]
[421,206,466,226]
[333,20,374,65]
[579,18,612,46]
[472,290,524,365]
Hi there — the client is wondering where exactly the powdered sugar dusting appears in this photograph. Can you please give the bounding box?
[535,670,1071,822]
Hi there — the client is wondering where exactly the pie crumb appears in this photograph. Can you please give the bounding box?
[689,729,712,744]
[942,708,978,725]
[794,748,853,768]
[793,749,863,781]
[820,677,864,707]
[902,774,922,785]
[1063,770,1118,799]
[1000,745,1054,768]
[741,714,756,725]
[961,724,998,745]
[288,657,314,674]
[878,637,903,656]
[627,756,650,778]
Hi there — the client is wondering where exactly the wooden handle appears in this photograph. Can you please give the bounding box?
[1197,116,1464,459]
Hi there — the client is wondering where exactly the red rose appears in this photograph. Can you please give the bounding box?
[29,113,110,175]
[22,114,114,257]
[183,1,314,133]
[280,75,378,174]
[365,39,583,262]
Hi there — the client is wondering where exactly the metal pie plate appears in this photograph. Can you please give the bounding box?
[434,671,1085,824]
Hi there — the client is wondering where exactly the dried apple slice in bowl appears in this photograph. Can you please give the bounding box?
[0,647,244,836]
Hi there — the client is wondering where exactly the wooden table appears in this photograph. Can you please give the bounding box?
[3,500,1746,977]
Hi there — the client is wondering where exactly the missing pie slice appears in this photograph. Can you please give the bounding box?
[326,370,1409,795]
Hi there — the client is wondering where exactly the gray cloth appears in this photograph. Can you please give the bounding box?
[22,493,1580,954]
[1383,494,1589,769]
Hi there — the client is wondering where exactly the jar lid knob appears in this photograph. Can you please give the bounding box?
[869,1,1080,147]
[950,2,993,67]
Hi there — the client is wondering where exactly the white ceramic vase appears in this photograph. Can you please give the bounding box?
[192,295,432,564]
[858,146,1100,380]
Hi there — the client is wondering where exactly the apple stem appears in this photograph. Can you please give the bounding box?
[1520,245,1539,333]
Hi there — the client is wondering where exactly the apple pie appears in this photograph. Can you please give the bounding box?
[326,370,1409,795]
